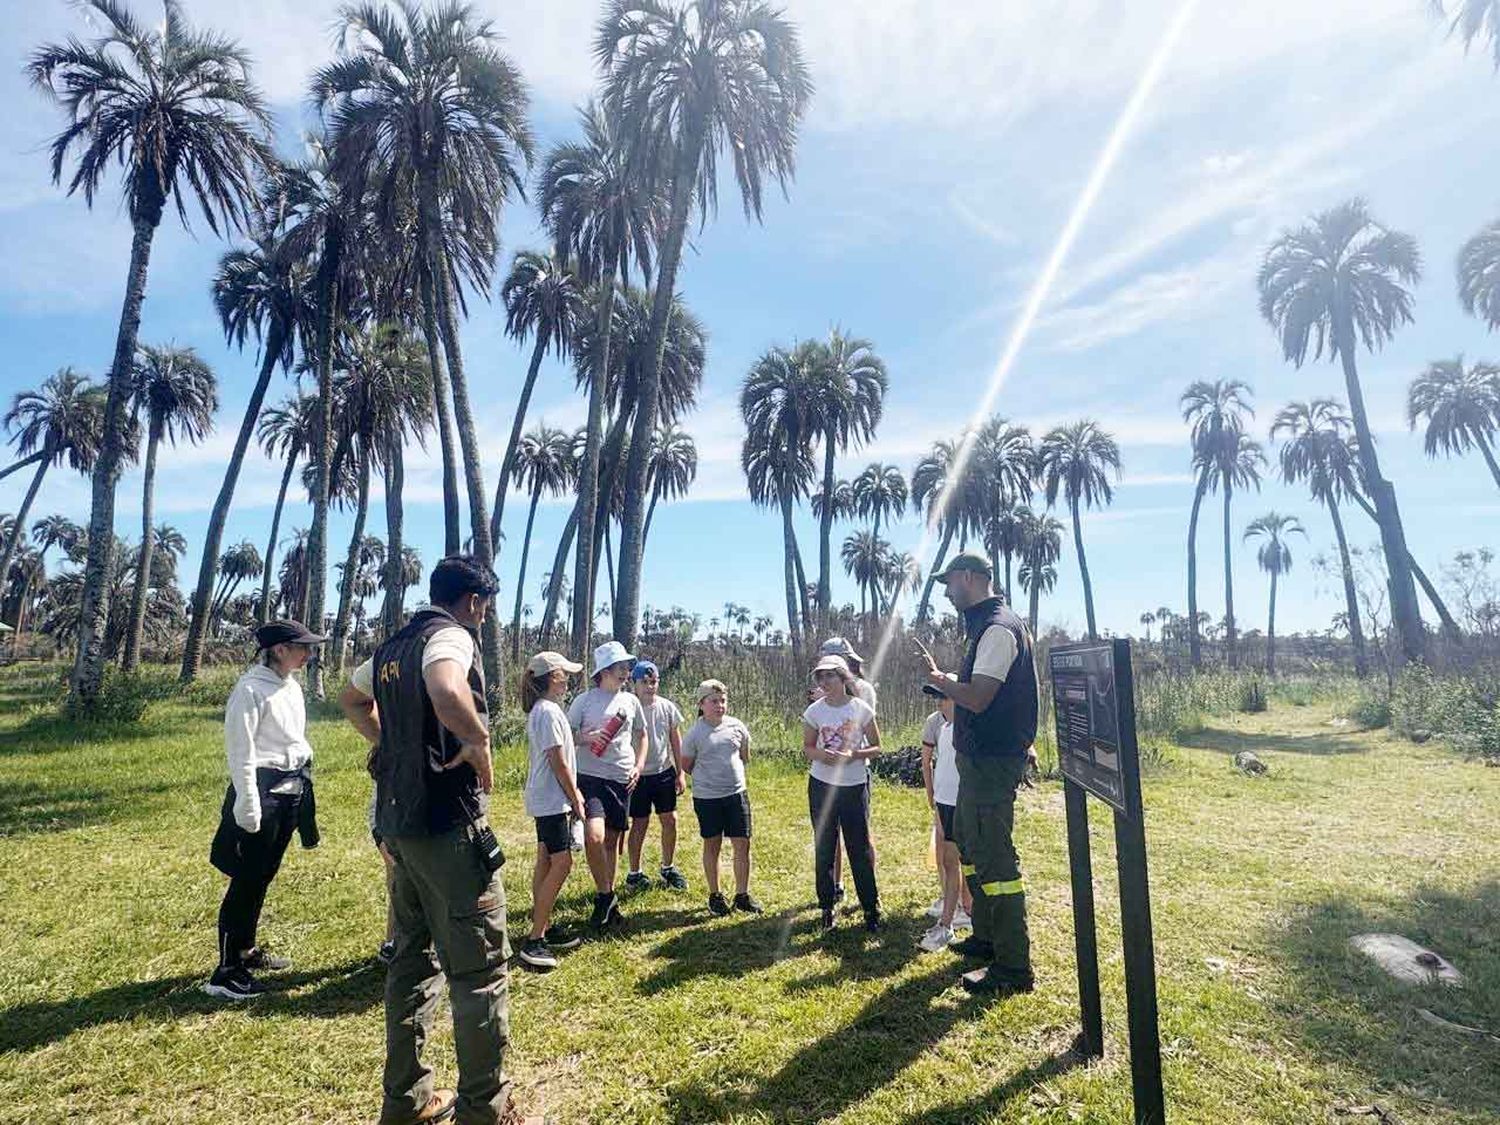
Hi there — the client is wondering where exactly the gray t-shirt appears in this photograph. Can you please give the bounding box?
[568,687,646,782]
[524,699,575,817]
[682,716,750,799]
[641,696,684,775]
[921,709,944,748]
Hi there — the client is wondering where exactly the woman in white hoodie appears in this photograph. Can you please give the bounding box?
[206,619,327,1000]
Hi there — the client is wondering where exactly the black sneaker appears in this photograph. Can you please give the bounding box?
[864,911,882,933]
[624,871,651,893]
[960,968,1035,998]
[949,935,995,960]
[588,892,614,932]
[545,925,582,951]
[733,892,764,914]
[820,907,836,931]
[599,895,625,932]
[517,937,559,971]
[659,865,689,890]
[203,966,267,1000]
[377,940,396,965]
[707,892,732,916]
[240,947,291,972]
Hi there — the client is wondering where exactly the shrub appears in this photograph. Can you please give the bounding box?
[1238,679,1268,713]
[64,667,177,723]
[1346,693,1391,731]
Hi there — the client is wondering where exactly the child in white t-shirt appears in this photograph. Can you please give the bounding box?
[918,685,972,951]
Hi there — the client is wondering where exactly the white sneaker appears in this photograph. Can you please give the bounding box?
[919,923,956,952]
[952,907,972,930]
[925,898,944,919]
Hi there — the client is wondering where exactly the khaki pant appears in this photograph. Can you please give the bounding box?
[954,752,1033,986]
[381,823,511,1125]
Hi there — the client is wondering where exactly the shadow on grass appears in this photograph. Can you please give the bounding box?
[1267,877,1500,1118]
[0,959,384,1054]
[0,709,173,756]
[635,907,824,996]
[1179,724,1368,757]
[893,1041,1091,1125]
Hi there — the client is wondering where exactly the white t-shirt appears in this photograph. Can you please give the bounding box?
[524,699,576,817]
[681,716,750,799]
[972,625,1018,682]
[640,696,684,775]
[920,709,943,748]
[853,678,878,714]
[802,695,876,787]
[569,687,646,782]
[932,721,960,807]
[349,615,476,696]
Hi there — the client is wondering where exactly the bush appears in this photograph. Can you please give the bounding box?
[64,667,177,723]
[868,745,925,787]
[1238,679,1268,713]
[1390,664,1500,760]
[1346,693,1391,730]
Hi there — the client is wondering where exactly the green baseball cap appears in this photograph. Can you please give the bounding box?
[932,550,993,582]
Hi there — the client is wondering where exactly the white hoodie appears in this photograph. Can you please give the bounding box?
[224,664,313,832]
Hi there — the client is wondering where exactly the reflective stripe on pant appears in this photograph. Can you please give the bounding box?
[954,751,1032,985]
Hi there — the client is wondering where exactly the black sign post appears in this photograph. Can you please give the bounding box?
[1049,638,1165,1125]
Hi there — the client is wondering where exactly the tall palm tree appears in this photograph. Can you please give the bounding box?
[314,0,536,691]
[1259,199,1425,662]
[1407,357,1500,491]
[1139,612,1156,642]
[851,462,908,542]
[976,417,1034,596]
[254,394,317,624]
[278,529,310,623]
[32,515,82,576]
[492,251,585,548]
[985,500,1029,606]
[183,225,312,682]
[1017,508,1063,635]
[1037,421,1121,639]
[841,530,889,630]
[211,541,264,634]
[811,478,855,528]
[380,543,423,632]
[121,345,217,670]
[29,0,273,705]
[1018,560,1057,636]
[1458,217,1500,330]
[598,0,813,648]
[509,426,576,660]
[1271,398,1368,676]
[1244,512,1305,674]
[1181,378,1253,668]
[911,436,985,625]
[881,550,921,616]
[644,423,698,551]
[1209,429,1265,668]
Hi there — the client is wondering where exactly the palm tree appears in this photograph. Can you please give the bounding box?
[1407,358,1500,491]
[882,550,921,616]
[0,372,107,633]
[254,394,317,624]
[1244,513,1305,674]
[32,515,82,578]
[29,0,272,705]
[210,541,264,635]
[851,463,908,542]
[182,225,312,682]
[121,345,217,670]
[1432,2,1500,68]
[977,417,1034,596]
[1271,398,1368,676]
[278,529,310,623]
[911,436,985,624]
[1181,378,1253,668]
[1037,421,1121,639]
[1208,429,1265,668]
[1017,508,1063,635]
[1139,612,1155,643]
[811,478,855,528]
[314,0,536,691]
[492,251,585,548]
[509,426,575,660]
[1259,199,1425,662]
[598,0,813,649]
[841,530,889,629]
[985,500,1029,606]
[1458,216,1500,330]
[380,543,423,632]
[644,424,698,551]
[1018,560,1057,636]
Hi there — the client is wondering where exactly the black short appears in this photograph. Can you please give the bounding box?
[534,813,571,855]
[629,767,679,818]
[935,802,957,843]
[578,774,630,832]
[693,791,752,839]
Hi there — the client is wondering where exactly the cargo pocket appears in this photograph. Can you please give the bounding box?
[445,872,510,977]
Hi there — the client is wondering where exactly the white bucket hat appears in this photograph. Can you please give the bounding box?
[819,636,862,663]
[592,639,636,676]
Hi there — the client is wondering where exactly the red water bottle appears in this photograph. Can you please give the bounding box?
[590,711,626,757]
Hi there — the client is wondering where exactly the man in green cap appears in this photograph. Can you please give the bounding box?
[916,550,1038,997]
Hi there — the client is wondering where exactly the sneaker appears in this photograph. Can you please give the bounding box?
[833,883,846,904]
[203,965,267,1000]
[864,911,882,933]
[707,892,732,916]
[659,865,689,891]
[377,940,396,965]
[413,1089,458,1123]
[952,907,973,930]
[925,898,944,919]
[949,934,995,960]
[919,924,956,953]
[240,947,291,972]
[733,892,764,914]
[624,871,651,893]
[960,968,1036,998]
[517,937,559,971]
[588,892,618,933]
[545,925,582,951]
[820,907,836,931]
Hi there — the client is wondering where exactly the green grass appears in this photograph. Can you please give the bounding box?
[0,663,1496,1124]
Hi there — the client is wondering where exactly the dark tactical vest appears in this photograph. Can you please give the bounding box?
[953,597,1038,760]
[372,608,488,837]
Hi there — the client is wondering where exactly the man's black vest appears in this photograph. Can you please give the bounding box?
[954,597,1038,759]
[372,608,487,837]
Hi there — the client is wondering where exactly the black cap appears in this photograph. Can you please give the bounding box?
[932,550,993,582]
[922,683,948,699]
[255,619,329,648]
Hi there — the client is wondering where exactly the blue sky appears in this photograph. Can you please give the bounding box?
[4,0,1500,642]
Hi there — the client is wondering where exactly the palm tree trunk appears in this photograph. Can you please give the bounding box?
[1003,548,1013,606]
[122,419,162,671]
[1336,322,1424,662]
[542,505,579,640]
[70,214,157,708]
[330,444,371,678]
[257,451,298,626]
[1347,486,1461,644]
[791,526,813,635]
[643,490,662,554]
[1071,498,1098,640]
[817,437,837,635]
[1186,473,1207,669]
[0,458,48,629]
[419,278,461,554]
[182,326,286,682]
[382,436,405,638]
[1326,497,1367,677]
[511,482,543,661]
[615,120,708,649]
[916,522,957,626]
[574,267,617,656]
[603,520,618,609]
[303,224,344,700]
[490,332,550,551]
[1028,569,1041,635]
[1223,478,1238,669]
[588,410,632,623]
[1266,567,1278,675]
[1475,432,1500,493]
[0,451,45,483]
[779,493,803,660]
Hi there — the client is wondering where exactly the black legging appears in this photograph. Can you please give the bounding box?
[217,789,300,966]
[808,776,878,913]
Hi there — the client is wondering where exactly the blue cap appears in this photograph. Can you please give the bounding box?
[630,660,659,682]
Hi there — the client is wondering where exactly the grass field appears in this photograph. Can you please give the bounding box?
[0,662,1496,1124]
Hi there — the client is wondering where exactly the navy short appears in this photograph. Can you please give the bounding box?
[935,801,957,843]
[693,791,752,840]
[534,813,571,855]
[578,774,630,832]
[629,767,679,818]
